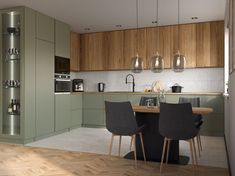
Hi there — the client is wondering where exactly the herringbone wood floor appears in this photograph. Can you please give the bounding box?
[0,143,229,176]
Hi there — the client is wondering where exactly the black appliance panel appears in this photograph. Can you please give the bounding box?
[55,56,70,74]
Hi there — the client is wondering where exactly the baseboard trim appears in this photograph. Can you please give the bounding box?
[224,135,232,176]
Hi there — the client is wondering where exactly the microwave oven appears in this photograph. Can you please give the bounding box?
[55,56,70,75]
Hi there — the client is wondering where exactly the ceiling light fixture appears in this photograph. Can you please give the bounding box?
[131,0,143,73]
[173,0,186,72]
[191,17,198,20]
[150,0,164,73]
[115,25,122,27]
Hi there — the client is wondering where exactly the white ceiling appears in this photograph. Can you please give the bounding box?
[0,0,226,33]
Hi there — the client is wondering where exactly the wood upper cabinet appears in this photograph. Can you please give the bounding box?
[196,21,224,67]
[105,30,124,70]
[70,32,80,72]
[80,32,106,71]
[123,28,147,69]
[146,26,173,69]
[175,23,197,68]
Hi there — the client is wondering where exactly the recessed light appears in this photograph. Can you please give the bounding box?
[84,28,90,31]
[115,25,122,28]
[152,20,158,24]
[191,17,198,20]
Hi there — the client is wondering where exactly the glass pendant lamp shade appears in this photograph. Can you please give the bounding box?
[173,50,186,72]
[131,53,143,73]
[150,52,164,73]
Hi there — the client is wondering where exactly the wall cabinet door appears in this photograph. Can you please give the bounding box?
[196,21,224,67]
[210,21,224,67]
[123,28,147,69]
[55,20,70,58]
[55,94,71,131]
[80,32,106,71]
[146,26,173,69]
[174,24,197,68]
[70,32,80,71]
[105,31,124,70]
[36,12,54,42]
[35,40,54,137]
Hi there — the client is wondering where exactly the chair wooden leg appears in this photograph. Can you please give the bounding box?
[160,137,167,173]
[118,136,122,156]
[189,139,195,168]
[199,135,203,151]
[192,138,198,166]
[133,135,137,167]
[130,136,134,151]
[109,134,114,157]
[139,132,146,162]
[196,136,201,157]
[166,139,171,165]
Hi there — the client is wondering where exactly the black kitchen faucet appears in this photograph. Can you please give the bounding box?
[125,74,135,92]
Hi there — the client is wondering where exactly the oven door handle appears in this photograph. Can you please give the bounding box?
[55,79,71,82]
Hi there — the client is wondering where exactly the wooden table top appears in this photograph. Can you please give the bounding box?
[132,105,213,115]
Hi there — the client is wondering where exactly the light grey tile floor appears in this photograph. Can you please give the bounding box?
[26,127,228,168]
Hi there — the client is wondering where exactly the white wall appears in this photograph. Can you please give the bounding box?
[71,68,224,92]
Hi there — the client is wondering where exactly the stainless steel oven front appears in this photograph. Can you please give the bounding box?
[54,74,71,92]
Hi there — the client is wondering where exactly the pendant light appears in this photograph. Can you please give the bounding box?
[173,0,186,72]
[150,0,164,73]
[131,0,143,73]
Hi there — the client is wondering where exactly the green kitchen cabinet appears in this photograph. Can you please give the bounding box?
[36,12,54,42]
[22,8,37,140]
[71,109,83,128]
[103,94,128,104]
[165,94,224,136]
[70,93,83,127]
[83,93,104,127]
[83,109,105,126]
[35,39,54,137]
[127,94,153,105]
[55,94,71,131]
[55,20,70,58]
[83,93,104,109]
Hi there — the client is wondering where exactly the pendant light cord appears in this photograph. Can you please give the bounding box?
[136,0,139,55]
[178,0,180,53]
[156,0,159,55]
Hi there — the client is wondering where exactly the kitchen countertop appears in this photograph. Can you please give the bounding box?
[71,91,223,96]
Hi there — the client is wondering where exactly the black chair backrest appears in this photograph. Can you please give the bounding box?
[178,97,200,107]
[139,96,158,106]
[105,101,139,135]
[159,102,198,140]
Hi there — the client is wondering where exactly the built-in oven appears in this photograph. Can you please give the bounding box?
[54,74,71,93]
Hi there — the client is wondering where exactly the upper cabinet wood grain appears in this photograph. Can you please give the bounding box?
[196,21,224,67]
[80,32,106,71]
[70,32,80,72]
[105,30,124,70]
[123,28,147,69]
[209,21,224,67]
[77,21,224,71]
[178,23,197,68]
[146,26,173,69]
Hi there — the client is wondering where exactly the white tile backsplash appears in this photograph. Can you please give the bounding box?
[71,68,224,92]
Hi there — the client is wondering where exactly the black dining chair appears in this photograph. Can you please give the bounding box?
[179,97,203,156]
[159,102,199,172]
[139,96,158,106]
[105,101,146,165]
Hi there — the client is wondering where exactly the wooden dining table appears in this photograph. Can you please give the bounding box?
[124,105,213,164]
